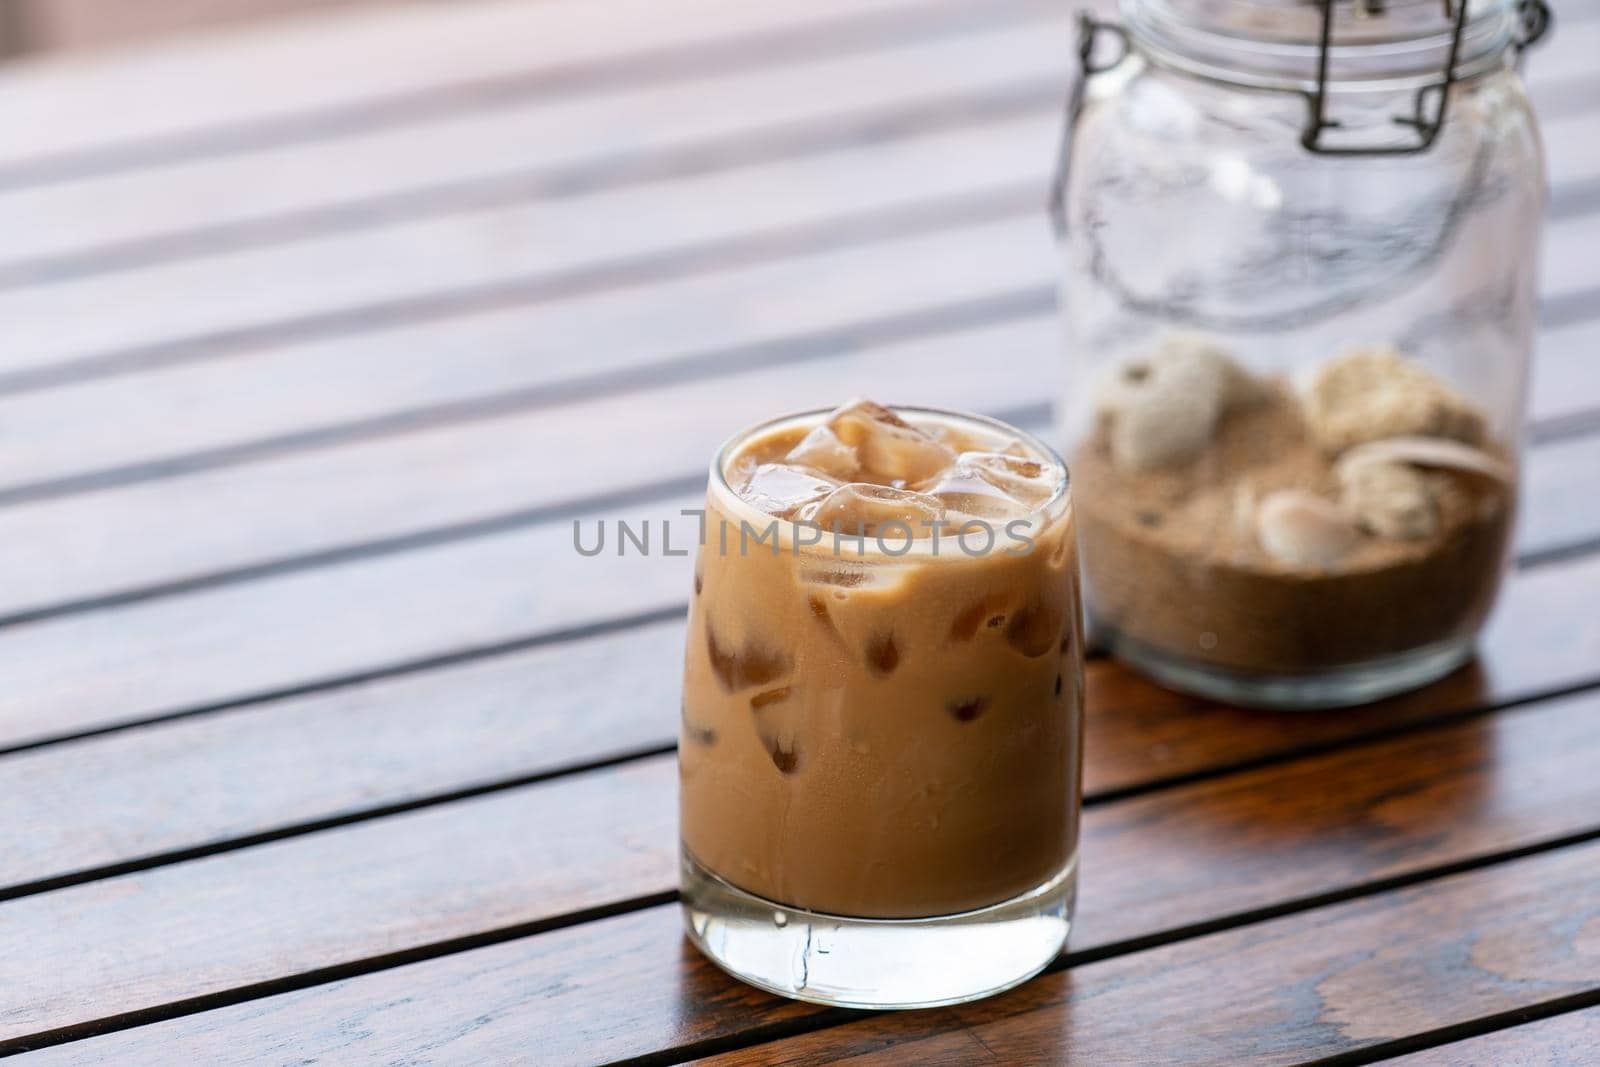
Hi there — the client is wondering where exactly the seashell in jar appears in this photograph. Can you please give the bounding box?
[1335,435,1515,488]
[1097,333,1263,472]
[1302,345,1487,454]
[1337,458,1438,540]
[1256,489,1364,568]
[1335,435,1512,540]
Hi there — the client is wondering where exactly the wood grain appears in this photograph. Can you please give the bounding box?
[1386,1008,1600,1066]
[5,540,1600,895]
[694,843,1600,1066]
[3,378,1598,754]
[0,757,680,1046]
[12,690,1600,1061]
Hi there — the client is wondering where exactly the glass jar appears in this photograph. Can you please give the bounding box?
[1051,0,1549,708]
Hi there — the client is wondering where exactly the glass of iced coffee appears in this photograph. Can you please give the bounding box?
[679,399,1083,1009]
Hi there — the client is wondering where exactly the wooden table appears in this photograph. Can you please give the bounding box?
[2,1,1599,1062]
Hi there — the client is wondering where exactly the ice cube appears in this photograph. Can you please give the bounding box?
[1005,599,1064,658]
[705,622,790,691]
[864,632,900,676]
[914,451,1054,519]
[785,424,859,481]
[824,399,957,485]
[914,464,1025,520]
[735,462,840,518]
[958,452,1054,506]
[796,482,944,538]
[947,696,989,722]
[798,560,876,588]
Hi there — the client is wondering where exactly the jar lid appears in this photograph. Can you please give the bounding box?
[1124,0,1525,92]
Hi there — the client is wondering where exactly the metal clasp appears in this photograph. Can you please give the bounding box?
[1049,13,1130,237]
[1300,0,1551,156]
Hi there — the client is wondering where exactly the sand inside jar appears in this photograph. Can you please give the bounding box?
[1073,383,1513,675]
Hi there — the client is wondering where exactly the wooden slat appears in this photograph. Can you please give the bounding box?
[4,152,1596,502]
[0,757,680,1047]
[7,536,1600,894]
[2,363,1599,753]
[0,8,1588,277]
[0,113,1046,377]
[0,211,1595,622]
[1530,315,1600,428]
[1386,1008,1600,1065]
[0,0,1592,191]
[1522,434,1600,559]
[693,844,1600,1066]
[0,211,1050,495]
[10,684,1600,1060]
[0,309,1054,620]
[0,16,1072,273]
[1,74,1596,385]
[0,0,991,176]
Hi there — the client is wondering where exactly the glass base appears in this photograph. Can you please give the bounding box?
[1099,625,1476,710]
[680,849,1076,1010]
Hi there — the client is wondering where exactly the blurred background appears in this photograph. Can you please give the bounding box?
[0,0,389,55]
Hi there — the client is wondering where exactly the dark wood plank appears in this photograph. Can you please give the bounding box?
[1076,544,1600,798]
[0,756,680,1047]
[6,535,1600,895]
[1386,1008,1600,1066]
[13,687,1600,1062]
[0,622,684,892]
[693,843,1600,1066]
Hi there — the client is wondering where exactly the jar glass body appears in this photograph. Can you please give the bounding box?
[1054,1,1545,708]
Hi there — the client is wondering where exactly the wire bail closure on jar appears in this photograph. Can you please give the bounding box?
[1304,0,1550,155]
[1047,13,1128,236]
[1049,0,1552,236]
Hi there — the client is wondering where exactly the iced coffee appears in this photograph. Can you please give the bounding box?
[679,400,1083,1009]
